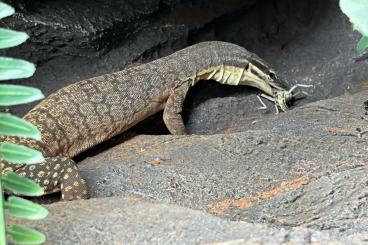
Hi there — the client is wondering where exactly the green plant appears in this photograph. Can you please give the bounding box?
[339,0,368,56]
[0,3,47,245]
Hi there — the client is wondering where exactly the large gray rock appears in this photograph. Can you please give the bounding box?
[9,196,367,244]
[79,90,368,237]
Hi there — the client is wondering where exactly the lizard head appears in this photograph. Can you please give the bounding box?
[193,41,289,96]
[246,55,288,93]
[227,46,289,96]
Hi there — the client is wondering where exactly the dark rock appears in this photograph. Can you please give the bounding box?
[187,81,368,135]
[2,0,173,62]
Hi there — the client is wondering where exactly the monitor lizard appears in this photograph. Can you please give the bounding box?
[0,41,287,200]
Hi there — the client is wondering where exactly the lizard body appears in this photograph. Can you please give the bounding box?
[0,41,286,200]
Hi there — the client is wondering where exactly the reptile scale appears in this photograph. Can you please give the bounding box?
[0,41,287,200]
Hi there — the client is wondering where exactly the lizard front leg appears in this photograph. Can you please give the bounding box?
[163,82,190,135]
[9,157,88,201]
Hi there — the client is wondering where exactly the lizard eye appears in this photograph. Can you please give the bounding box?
[268,72,277,81]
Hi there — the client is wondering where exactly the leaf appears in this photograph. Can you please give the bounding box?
[0,2,14,19]
[0,57,36,80]
[0,28,28,49]
[0,113,41,140]
[7,225,46,245]
[340,0,368,36]
[0,84,44,106]
[2,172,44,196]
[357,36,368,54]
[0,142,44,164]
[5,196,48,220]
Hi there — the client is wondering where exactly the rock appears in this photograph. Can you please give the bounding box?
[187,81,368,134]
[8,196,367,244]
[2,0,257,63]
[78,90,368,237]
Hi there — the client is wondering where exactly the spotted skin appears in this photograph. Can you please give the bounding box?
[0,41,285,200]
[9,157,88,200]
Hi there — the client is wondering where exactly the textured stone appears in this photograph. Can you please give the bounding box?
[9,196,367,244]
